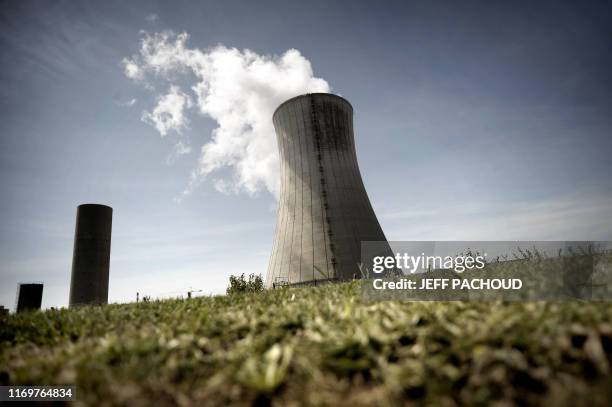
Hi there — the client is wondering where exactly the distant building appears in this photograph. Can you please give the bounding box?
[69,204,113,307]
[16,283,43,313]
[0,305,9,318]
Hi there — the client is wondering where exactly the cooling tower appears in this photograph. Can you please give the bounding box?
[69,204,112,307]
[16,283,43,313]
[266,93,389,287]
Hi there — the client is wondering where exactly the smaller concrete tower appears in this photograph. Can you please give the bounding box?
[69,204,112,307]
[16,283,43,313]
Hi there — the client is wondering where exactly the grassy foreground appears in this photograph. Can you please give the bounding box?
[2,282,612,406]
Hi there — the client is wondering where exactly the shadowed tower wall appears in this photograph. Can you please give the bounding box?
[266,93,389,287]
[69,204,112,307]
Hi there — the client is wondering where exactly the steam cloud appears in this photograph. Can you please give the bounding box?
[123,31,331,197]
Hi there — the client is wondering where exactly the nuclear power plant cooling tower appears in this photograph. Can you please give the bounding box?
[266,93,389,287]
[69,204,112,307]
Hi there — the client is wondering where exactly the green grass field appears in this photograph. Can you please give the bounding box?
[2,281,612,406]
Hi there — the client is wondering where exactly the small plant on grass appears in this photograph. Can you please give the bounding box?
[226,273,264,295]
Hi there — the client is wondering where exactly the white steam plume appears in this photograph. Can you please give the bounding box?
[141,85,192,137]
[123,31,331,198]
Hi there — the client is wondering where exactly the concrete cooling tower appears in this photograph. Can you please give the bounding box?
[69,204,112,307]
[266,93,389,287]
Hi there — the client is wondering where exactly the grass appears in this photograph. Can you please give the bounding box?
[2,281,612,406]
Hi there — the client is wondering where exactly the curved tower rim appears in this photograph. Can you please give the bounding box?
[77,203,113,210]
[273,93,353,120]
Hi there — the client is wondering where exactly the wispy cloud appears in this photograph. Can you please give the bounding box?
[380,193,612,241]
[173,140,191,155]
[165,140,192,165]
[114,98,137,107]
[145,13,158,23]
[123,31,330,198]
[122,57,144,80]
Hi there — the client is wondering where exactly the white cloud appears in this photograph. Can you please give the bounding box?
[141,85,192,137]
[122,57,144,80]
[123,31,330,198]
[213,178,239,195]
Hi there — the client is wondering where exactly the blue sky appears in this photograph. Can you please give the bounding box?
[1,0,611,309]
